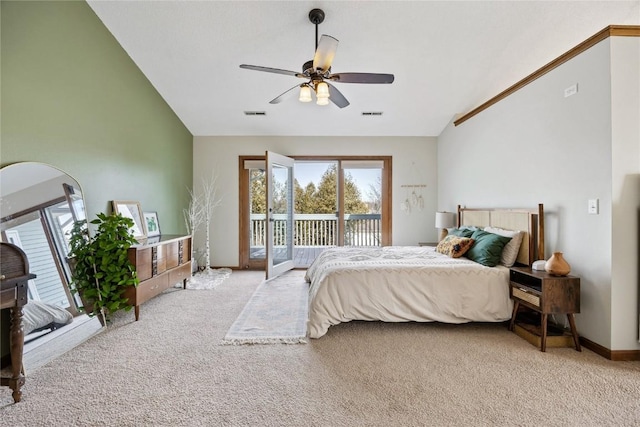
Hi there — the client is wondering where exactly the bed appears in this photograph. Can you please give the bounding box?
[23,300,73,336]
[305,204,545,338]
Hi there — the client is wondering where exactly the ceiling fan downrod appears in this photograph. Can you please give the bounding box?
[308,8,325,51]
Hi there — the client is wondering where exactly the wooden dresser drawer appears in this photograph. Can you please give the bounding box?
[134,275,169,305]
[169,262,191,286]
[130,247,152,281]
[165,242,179,269]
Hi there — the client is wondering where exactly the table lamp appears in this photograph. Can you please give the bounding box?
[435,211,456,242]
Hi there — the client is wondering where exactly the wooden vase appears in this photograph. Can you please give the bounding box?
[545,252,571,276]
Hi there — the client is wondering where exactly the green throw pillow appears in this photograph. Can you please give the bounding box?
[448,227,475,238]
[465,230,512,267]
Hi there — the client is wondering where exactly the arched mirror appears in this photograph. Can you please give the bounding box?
[0,162,103,371]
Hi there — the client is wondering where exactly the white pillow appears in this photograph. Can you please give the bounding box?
[483,226,524,267]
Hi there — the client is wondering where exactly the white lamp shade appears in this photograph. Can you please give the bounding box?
[316,96,329,106]
[316,81,330,99]
[435,211,456,229]
[299,85,312,102]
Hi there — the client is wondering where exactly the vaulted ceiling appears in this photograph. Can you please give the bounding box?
[87,1,639,137]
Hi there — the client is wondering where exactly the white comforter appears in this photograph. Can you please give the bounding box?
[305,246,512,338]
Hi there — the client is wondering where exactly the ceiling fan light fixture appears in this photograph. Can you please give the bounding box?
[299,84,312,102]
[316,81,330,99]
[316,96,329,106]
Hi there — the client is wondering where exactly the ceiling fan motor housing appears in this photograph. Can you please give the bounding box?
[302,60,314,73]
[302,60,330,77]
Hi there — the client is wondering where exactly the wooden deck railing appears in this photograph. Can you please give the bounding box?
[250,213,381,247]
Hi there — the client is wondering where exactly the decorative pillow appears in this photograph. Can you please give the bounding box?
[436,235,475,258]
[483,226,524,267]
[465,230,512,267]
[447,227,476,238]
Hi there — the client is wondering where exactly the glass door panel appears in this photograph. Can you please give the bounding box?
[248,166,267,263]
[266,151,295,279]
[293,161,338,266]
[342,161,383,247]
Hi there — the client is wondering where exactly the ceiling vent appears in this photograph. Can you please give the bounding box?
[244,111,266,116]
[362,112,383,116]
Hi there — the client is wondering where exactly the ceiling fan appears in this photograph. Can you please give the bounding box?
[239,8,394,108]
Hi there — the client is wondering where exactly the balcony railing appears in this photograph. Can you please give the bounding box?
[250,213,381,247]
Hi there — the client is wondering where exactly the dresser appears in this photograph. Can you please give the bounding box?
[125,235,191,321]
[0,243,35,403]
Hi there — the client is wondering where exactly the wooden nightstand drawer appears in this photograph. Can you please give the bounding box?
[512,286,540,307]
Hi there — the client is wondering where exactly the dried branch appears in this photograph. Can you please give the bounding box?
[199,172,223,270]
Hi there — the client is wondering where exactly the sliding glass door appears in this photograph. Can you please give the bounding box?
[239,155,392,270]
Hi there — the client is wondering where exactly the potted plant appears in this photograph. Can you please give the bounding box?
[68,213,140,323]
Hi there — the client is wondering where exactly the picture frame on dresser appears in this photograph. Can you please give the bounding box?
[143,211,161,237]
[112,200,146,240]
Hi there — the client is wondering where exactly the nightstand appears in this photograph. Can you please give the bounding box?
[508,266,581,352]
[418,242,438,247]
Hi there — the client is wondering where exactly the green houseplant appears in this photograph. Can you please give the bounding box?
[68,213,140,323]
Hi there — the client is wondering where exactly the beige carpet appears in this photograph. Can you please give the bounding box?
[1,270,639,426]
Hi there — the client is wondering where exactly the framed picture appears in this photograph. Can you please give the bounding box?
[112,200,146,240]
[143,211,161,237]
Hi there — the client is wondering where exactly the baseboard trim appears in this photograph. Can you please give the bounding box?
[580,336,640,361]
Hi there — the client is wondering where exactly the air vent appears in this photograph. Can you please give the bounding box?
[244,111,266,116]
[361,112,383,116]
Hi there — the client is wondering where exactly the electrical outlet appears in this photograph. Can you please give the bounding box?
[564,84,578,98]
[588,199,599,214]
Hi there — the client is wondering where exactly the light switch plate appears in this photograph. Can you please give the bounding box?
[564,84,578,98]
[588,199,599,214]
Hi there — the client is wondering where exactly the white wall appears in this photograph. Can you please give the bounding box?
[610,37,640,349]
[439,37,640,351]
[193,136,437,267]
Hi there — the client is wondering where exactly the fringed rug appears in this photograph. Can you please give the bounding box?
[187,268,232,290]
[222,270,308,345]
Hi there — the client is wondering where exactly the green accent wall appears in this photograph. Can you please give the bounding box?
[1,1,193,233]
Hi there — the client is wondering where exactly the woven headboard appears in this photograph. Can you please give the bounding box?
[457,204,544,266]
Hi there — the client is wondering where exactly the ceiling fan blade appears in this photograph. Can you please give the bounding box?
[327,83,350,108]
[329,73,395,84]
[240,64,305,78]
[269,84,301,104]
[313,35,339,72]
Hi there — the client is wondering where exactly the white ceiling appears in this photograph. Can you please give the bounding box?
[87,1,639,137]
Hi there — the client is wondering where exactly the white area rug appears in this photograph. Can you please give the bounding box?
[222,270,308,345]
[187,268,232,290]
